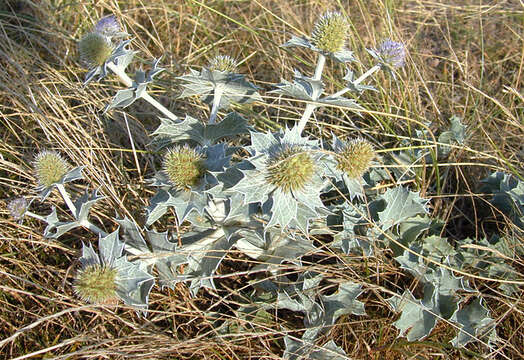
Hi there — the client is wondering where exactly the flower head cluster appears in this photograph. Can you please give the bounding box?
[207,55,238,73]
[7,197,28,221]
[163,146,206,190]
[375,39,406,69]
[33,150,70,189]
[266,145,316,193]
[311,11,350,54]
[336,138,375,179]
[78,15,123,68]
[74,231,154,311]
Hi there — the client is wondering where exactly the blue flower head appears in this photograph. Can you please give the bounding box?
[95,15,121,37]
[376,39,406,68]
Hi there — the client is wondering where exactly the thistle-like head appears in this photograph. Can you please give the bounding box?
[266,145,316,193]
[7,197,28,220]
[376,39,406,68]
[33,150,70,189]
[311,11,350,54]
[78,32,113,67]
[94,15,121,37]
[163,146,205,190]
[74,264,118,304]
[207,55,238,73]
[336,138,375,179]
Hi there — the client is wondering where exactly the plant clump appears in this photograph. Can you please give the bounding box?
[74,264,118,304]
[33,151,70,188]
[336,139,375,179]
[266,146,316,193]
[163,146,205,190]
[310,11,349,54]
[78,32,113,67]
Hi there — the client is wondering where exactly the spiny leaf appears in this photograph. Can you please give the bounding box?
[378,186,429,230]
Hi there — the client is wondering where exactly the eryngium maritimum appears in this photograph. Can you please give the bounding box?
[7,197,28,220]
[78,32,113,67]
[266,146,316,193]
[336,139,375,179]
[74,264,118,304]
[376,39,406,68]
[163,146,205,190]
[311,11,349,54]
[207,55,238,73]
[95,15,121,37]
[34,151,70,188]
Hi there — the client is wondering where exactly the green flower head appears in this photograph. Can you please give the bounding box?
[33,150,70,189]
[74,264,118,304]
[163,146,206,190]
[266,145,316,193]
[311,11,350,54]
[78,32,113,67]
[207,55,238,73]
[336,138,375,179]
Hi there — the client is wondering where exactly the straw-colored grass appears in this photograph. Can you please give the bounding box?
[1,0,522,359]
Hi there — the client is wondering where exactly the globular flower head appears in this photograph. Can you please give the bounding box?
[207,55,238,73]
[33,150,70,189]
[336,138,375,179]
[74,264,118,304]
[78,32,113,67]
[311,11,350,54]
[266,145,316,193]
[94,15,121,37]
[163,146,205,190]
[7,197,28,221]
[376,39,406,68]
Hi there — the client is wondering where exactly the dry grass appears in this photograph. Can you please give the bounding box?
[0,0,523,359]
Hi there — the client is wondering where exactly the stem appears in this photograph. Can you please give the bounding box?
[25,211,46,222]
[296,54,326,135]
[106,62,178,122]
[330,64,382,98]
[209,84,224,124]
[56,184,76,218]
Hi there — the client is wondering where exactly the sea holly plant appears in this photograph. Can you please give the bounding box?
[8,11,522,359]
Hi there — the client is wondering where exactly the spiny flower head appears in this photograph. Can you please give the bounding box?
[207,55,238,73]
[266,145,316,193]
[336,138,375,179]
[33,150,70,188]
[78,32,113,67]
[376,39,406,68]
[7,197,28,220]
[311,11,350,54]
[163,146,205,190]
[74,264,118,304]
[94,15,121,37]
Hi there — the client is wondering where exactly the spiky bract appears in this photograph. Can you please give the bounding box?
[207,55,238,73]
[266,146,315,193]
[78,32,113,67]
[336,139,375,179]
[7,197,27,220]
[376,39,406,68]
[74,264,118,304]
[163,146,205,190]
[34,151,70,188]
[311,12,349,54]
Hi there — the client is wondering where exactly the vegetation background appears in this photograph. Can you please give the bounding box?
[0,0,522,359]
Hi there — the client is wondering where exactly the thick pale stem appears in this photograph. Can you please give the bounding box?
[56,184,76,217]
[106,62,178,121]
[296,54,326,134]
[25,211,46,222]
[209,84,225,124]
[330,64,382,98]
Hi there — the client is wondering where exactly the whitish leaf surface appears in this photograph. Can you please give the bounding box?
[450,298,497,347]
[378,186,429,230]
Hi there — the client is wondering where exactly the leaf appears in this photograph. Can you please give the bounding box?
[283,336,348,360]
[203,112,251,144]
[378,186,429,230]
[450,298,497,347]
[271,69,324,100]
[319,281,366,325]
[438,116,466,156]
[43,207,82,238]
[151,115,205,147]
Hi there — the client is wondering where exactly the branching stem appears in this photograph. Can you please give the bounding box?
[56,184,76,217]
[209,84,225,124]
[106,62,178,121]
[330,64,382,98]
[297,54,326,134]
